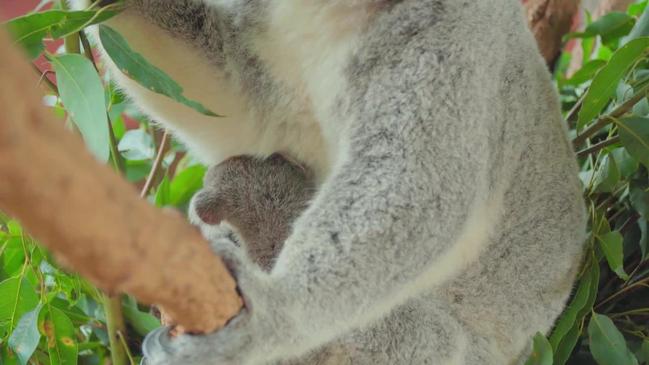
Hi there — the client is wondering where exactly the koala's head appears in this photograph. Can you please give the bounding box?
[190,154,315,269]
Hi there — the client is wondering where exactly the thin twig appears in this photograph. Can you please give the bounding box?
[577,136,621,158]
[596,277,649,309]
[140,131,170,198]
[566,93,585,127]
[79,31,98,72]
[117,329,137,365]
[574,82,649,147]
[32,64,59,94]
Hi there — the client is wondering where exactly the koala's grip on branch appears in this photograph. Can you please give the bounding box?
[0,29,242,333]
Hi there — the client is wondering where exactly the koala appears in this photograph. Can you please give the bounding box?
[191,154,315,271]
[73,0,588,363]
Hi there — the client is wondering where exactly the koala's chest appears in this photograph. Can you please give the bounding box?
[100,13,331,176]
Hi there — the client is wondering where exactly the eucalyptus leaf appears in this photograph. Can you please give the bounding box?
[636,340,649,364]
[578,38,649,128]
[598,231,629,280]
[584,12,635,44]
[4,10,116,59]
[617,117,649,168]
[118,129,154,161]
[8,305,42,365]
[588,313,639,365]
[0,278,39,331]
[98,25,219,117]
[50,54,110,162]
[611,145,639,177]
[630,182,649,220]
[169,165,207,206]
[593,154,620,193]
[44,307,78,365]
[551,258,599,365]
[554,323,581,365]
[525,333,553,365]
[625,5,649,43]
[155,176,172,207]
[122,296,160,336]
[565,60,606,86]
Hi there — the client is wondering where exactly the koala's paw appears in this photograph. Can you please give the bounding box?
[140,243,277,365]
[141,313,253,365]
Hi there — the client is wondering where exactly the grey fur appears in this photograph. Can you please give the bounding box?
[192,154,315,270]
[85,0,587,363]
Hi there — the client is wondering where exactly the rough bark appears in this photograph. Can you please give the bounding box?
[523,0,582,64]
[0,29,242,333]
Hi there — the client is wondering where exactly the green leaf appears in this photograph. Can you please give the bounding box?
[638,219,649,260]
[98,25,219,117]
[585,12,636,44]
[578,38,649,128]
[630,182,649,220]
[44,307,78,365]
[554,323,581,365]
[8,305,42,365]
[636,340,649,364]
[551,258,599,365]
[1,345,20,365]
[628,2,648,17]
[593,154,620,193]
[598,231,629,280]
[625,5,649,43]
[588,313,639,365]
[4,10,116,59]
[565,60,607,86]
[611,147,639,178]
[118,129,154,160]
[550,264,593,349]
[169,165,207,206]
[0,278,39,332]
[525,333,554,365]
[155,176,172,207]
[617,117,649,169]
[122,296,160,336]
[50,54,110,162]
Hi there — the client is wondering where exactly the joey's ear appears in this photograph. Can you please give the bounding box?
[189,191,226,226]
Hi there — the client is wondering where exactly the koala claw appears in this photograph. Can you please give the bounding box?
[141,315,254,365]
[141,327,175,365]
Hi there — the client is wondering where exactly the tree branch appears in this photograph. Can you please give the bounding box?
[523,0,581,65]
[0,29,242,333]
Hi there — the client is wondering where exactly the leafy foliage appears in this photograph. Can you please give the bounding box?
[1,0,649,364]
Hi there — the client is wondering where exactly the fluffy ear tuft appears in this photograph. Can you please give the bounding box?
[189,192,225,226]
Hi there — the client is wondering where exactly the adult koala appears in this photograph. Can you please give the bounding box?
[74,0,586,363]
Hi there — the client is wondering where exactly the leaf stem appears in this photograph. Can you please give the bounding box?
[103,294,128,365]
[577,136,621,158]
[141,131,170,198]
[573,82,649,147]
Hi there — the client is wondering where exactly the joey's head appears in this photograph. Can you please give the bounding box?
[190,154,315,270]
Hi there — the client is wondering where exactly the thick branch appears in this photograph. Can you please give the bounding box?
[0,29,241,333]
[523,0,581,64]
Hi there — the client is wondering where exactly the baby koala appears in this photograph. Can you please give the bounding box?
[191,154,315,271]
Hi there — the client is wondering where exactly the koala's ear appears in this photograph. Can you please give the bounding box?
[190,191,226,226]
